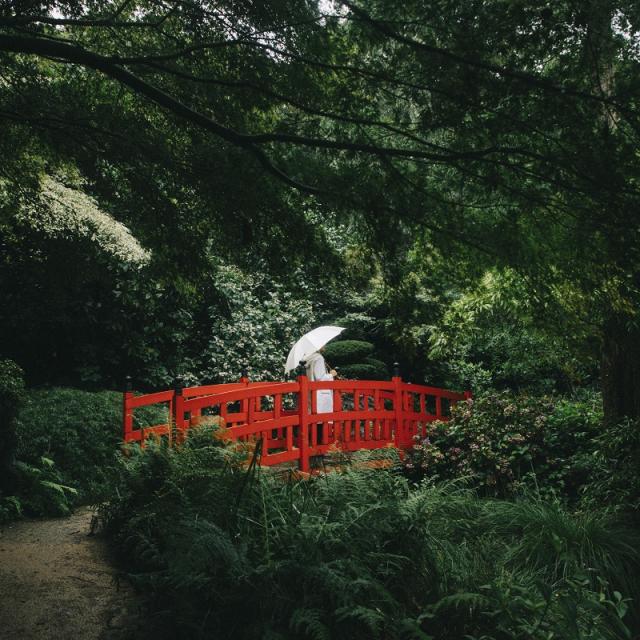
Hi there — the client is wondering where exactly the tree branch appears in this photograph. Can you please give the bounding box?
[0,33,560,192]
[341,1,636,120]
[0,33,321,193]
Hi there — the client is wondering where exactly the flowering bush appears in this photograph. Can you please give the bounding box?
[402,391,602,500]
[198,263,318,382]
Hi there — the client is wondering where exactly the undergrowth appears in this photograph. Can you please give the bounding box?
[1,387,167,520]
[101,426,640,640]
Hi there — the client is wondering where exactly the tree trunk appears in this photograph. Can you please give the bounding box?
[601,312,640,425]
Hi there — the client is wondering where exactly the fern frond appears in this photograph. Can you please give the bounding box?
[289,608,331,640]
[335,605,384,634]
[430,591,490,613]
[40,480,78,496]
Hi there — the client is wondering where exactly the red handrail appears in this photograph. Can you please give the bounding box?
[123,374,470,471]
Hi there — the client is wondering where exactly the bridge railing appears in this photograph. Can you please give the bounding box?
[123,375,470,471]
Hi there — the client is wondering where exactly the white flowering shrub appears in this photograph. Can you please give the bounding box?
[200,264,318,382]
[15,175,150,266]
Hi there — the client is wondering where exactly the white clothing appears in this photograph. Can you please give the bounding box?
[305,352,327,381]
[305,352,334,413]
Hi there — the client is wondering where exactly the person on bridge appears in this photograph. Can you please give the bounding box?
[305,348,337,414]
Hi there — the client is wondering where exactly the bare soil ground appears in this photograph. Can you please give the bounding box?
[0,507,145,640]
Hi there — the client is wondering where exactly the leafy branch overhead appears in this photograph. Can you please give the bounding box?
[1,2,638,196]
[2,3,638,285]
[2,1,640,422]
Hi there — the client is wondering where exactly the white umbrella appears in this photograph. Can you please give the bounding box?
[285,325,345,374]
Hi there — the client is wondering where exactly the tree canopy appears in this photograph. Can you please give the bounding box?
[1,1,640,420]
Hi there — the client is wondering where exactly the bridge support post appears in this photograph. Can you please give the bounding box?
[392,363,404,449]
[122,376,133,442]
[173,380,185,442]
[240,365,250,417]
[298,374,310,472]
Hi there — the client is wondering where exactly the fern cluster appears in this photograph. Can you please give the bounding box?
[0,387,168,521]
[101,429,639,640]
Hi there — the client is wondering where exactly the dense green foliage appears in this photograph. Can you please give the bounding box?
[426,270,599,394]
[102,430,640,640]
[0,387,166,521]
[0,358,25,520]
[1,2,640,636]
[0,358,24,480]
[580,417,640,513]
[197,263,319,384]
[323,340,374,365]
[1,0,639,421]
[337,361,388,381]
[0,207,325,388]
[403,392,604,503]
[15,388,167,498]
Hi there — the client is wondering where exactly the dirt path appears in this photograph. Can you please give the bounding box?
[0,508,145,640]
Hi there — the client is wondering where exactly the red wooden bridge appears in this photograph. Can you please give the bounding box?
[123,373,471,472]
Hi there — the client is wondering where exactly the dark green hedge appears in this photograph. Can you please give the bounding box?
[338,363,388,380]
[14,388,123,501]
[323,340,374,365]
[365,357,389,377]
[14,388,168,501]
[0,359,25,492]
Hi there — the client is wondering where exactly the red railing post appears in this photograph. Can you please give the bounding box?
[173,380,185,441]
[392,363,404,449]
[298,374,310,472]
[240,365,249,425]
[123,376,133,442]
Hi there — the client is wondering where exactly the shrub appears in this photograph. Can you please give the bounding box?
[365,357,389,378]
[0,496,22,523]
[199,263,317,383]
[402,391,603,500]
[324,340,389,380]
[0,362,79,521]
[0,359,25,492]
[427,268,598,395]
[580,417,640,513]
[101,434,640,640]
[11,458,78,517]
[323,340,374,365]
[14,387,167,507]
[338,363,387,380]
